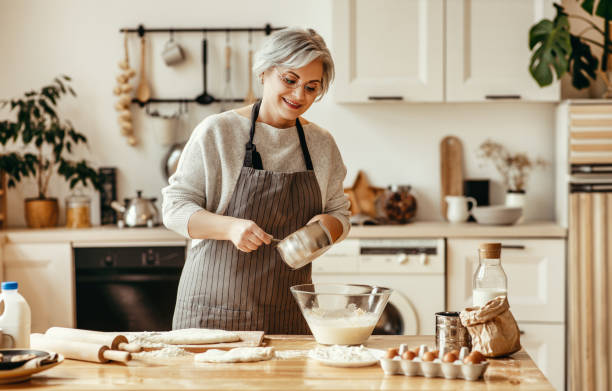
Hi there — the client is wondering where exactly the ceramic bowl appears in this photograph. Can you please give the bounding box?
[471,206,522,225]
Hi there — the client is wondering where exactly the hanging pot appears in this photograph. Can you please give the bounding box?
[25,198,59,228]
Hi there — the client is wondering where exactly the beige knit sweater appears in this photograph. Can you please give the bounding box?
[161,110,351,246]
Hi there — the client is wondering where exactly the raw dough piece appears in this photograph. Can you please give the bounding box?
[194,347,274,363]
[128,328,240,346]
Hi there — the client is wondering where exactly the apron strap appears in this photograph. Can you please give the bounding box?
[295,117,314,171]
[244,100,264,169]
[244,99,314,171]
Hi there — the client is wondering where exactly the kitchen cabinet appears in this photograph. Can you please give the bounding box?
[518,323,565,391]
[331,0,444,102]
[332,0,559,102]
[446,0,559,101]
[446,238,566,391]
[2,242,74,333]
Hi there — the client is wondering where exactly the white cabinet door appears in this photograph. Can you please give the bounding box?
[446,0,560,102]
[332,0,444,102]
[2,243,74,332]
[519,323,565,391]
[446,239,565,322]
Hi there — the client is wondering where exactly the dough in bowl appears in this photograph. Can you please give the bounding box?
[194,347,275,363]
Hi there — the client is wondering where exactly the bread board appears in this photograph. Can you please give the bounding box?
[141,331,265,353]
[440,136,464,220]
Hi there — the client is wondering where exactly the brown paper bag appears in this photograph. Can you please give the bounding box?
[459,296,521,358]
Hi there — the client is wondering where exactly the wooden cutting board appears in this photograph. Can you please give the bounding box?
[142,331,265,353]
[440,136,464,220]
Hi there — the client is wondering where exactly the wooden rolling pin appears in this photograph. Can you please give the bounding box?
[45,327,142,352]
[31,333,131,363]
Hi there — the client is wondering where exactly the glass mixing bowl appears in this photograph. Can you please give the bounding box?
[290,283,393,345]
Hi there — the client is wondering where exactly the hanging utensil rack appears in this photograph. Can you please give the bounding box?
[119,24,284,106]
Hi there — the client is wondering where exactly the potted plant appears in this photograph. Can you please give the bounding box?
[477,140,547,210]
[0,75,101,228]
[528,1,612,94]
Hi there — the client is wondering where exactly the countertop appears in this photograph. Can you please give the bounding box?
[0,221,565,244]
[21,335,553,390]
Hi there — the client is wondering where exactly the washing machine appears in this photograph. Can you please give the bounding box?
[312,238,445,335]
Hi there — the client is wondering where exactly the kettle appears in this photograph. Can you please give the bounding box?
[111,190,160,228]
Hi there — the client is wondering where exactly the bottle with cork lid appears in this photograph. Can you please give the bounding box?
[472,243,508,307]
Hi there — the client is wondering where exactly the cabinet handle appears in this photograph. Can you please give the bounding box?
[485,94,522,100]
[519,329,525,335]
[368,96,404,101]
[501,245,526,250]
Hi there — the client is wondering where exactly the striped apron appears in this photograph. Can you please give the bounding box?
[172,100,321,334]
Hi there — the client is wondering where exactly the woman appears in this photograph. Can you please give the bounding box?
[162,27,350,334]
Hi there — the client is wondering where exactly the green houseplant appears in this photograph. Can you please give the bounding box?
[0,75,101,228]
[529,1,612,92]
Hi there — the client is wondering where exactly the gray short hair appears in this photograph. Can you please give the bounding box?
[253,27,334,100]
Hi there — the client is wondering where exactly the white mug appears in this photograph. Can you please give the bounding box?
[445,195,477,223]
[162,39,185,66]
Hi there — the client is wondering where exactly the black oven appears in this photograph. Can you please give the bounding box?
[74,245,185,332]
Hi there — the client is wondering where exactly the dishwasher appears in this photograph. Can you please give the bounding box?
[73,242,186,332]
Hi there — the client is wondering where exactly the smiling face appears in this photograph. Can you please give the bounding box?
[258,58,323,129]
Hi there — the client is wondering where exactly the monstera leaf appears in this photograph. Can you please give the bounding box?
[529,5,571,86]
[569,35,599,89]
[581,0,612,20]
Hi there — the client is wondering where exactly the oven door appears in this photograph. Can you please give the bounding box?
[74,246,185,332]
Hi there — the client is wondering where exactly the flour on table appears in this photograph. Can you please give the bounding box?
[132,346,192,360]
[126,328,240,347]
[273,350,310,360]
[194,347,275,363]
[309,345,378,363]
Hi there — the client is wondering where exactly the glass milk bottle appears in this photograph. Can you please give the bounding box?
[0,281,31,348]
[472,243,508,307]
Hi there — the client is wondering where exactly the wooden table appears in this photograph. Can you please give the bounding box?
[17,335,554,390]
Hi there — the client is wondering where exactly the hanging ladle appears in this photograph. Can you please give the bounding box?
[195,37,215,105]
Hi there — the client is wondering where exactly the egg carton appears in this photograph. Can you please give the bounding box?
[379,345,488,381]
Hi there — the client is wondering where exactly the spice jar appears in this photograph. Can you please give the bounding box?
[65,193,91,228]
[375,185,417,224]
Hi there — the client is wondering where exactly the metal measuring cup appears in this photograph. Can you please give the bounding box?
[435,311,471,353]
[274,220,332,269]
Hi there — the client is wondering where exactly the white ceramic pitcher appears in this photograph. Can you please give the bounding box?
[445,196,477,223]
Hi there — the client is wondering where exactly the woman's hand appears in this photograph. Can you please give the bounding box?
[228,218,273,252]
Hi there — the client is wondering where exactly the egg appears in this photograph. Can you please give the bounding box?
[385,348,399,359]
[463,351,485,364]
[401,351,416,360]
[443,352,457,363]
[431,350,439,358]
[422,351,436,362]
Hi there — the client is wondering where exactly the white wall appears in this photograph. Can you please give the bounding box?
[0,0,556,227]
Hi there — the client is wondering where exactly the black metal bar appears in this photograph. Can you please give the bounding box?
[571,163,612,174]
[120,23,284,35]
[485,94,522,100]
[570,183,612,193]
[501,245,526,250]
[132,97,248,107]
[368,96,404,101]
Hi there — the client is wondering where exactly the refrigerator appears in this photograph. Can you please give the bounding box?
[556,101,612,391]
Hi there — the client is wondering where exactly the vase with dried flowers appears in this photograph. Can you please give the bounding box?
[477,140,547,213]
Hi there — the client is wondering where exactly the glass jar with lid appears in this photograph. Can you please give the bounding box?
[65,192,91,228]
[472,243,508,307]
[375,185,417,224]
